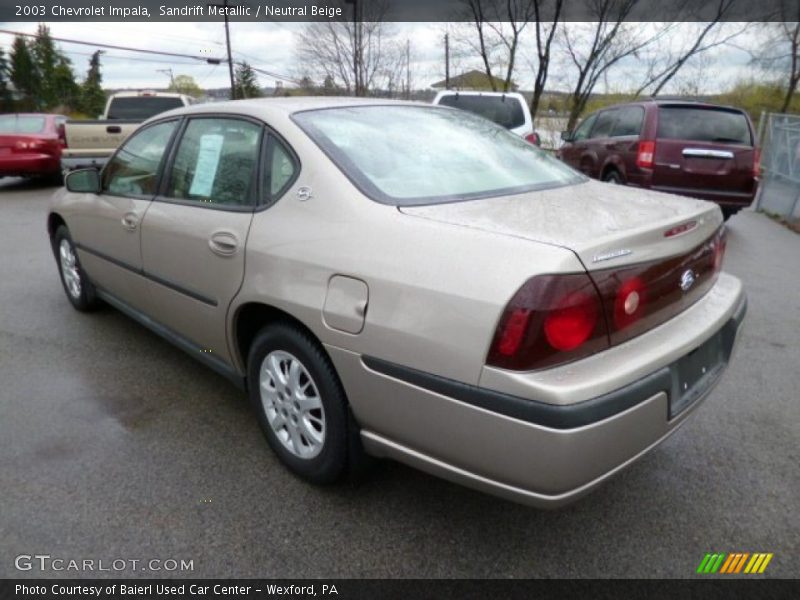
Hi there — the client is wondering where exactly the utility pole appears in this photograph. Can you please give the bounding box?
[208,0,236,99]
[444,33,450,90]
[156,68,174,89]
[405,39,410,100]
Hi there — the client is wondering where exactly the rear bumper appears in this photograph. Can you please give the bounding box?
[626,170,756,208]
[61,155,110,171]
[328,274,746,508]
[0,154,60,176]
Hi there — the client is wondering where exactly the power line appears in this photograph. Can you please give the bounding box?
[0,28,227,64]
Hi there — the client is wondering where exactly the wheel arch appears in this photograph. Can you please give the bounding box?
[232,301,326,375]
[47,212,67,240]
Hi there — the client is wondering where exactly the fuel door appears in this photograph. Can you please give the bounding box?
[323,275,369,334]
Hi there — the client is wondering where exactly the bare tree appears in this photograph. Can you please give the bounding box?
[528,0,564,119]
[561,0,670,130]
[295,0,401,96]
[458,0,537,91]
[753,1,800,113]
[634,0,748,97]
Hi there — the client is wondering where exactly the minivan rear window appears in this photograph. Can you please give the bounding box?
[106,97,185,120]
[657,107,751,145]
[437,94,525,130]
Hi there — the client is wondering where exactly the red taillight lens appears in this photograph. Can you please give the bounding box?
[525,132,540,146]
[57,123,67,148]
[753,147,761,178]
[544,290,598,351]
[487,273,608,371]
[636,140,655,169]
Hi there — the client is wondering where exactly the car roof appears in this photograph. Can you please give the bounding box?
[599,98,746,114]
[151,96,431,123]
[435,90,525,99]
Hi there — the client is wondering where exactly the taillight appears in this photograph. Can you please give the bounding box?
[487,273,608,371]
[753,147,761,178]
[524,132,540,146]
[57,123,67,148]
[636,140,655,169]
[488,228,725,372]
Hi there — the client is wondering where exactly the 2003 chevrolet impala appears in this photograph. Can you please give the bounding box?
[48,98,746,507]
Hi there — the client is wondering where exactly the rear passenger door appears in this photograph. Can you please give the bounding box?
[139,116,262,367]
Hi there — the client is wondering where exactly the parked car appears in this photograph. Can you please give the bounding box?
[48,98,746,508]
[60,91,196,172]
[557,100,759,219]
[0,113,67,181]
[433,90,540,145]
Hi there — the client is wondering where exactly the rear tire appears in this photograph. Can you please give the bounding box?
[247,322,365,484]
[603,170,623,184]
[54,225,100,311]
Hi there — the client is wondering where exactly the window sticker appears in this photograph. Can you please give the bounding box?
[189,133,224,197]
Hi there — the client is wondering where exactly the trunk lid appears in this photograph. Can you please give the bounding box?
[398,179,722,270]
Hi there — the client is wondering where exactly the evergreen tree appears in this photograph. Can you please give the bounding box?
[31,24,60,108]
[10,35,40,111]
[80,51,106,117]
[0,48,13,112]
[53,56,80,111]
[234,62,261,99]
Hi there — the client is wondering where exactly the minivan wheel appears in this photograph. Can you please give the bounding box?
[247,323,356,484]
[54,225,99,311]
[603,170,623,184]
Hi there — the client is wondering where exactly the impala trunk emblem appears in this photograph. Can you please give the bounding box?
[680,269,696,292]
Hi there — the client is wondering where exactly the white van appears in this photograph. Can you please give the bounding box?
[432,90,540,145]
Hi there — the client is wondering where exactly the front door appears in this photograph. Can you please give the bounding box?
[68,119,179,312]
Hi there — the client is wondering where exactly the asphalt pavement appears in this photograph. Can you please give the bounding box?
[1,176,797,579]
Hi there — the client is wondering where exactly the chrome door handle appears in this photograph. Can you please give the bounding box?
[121,212,139,231]
[208,231,239,256]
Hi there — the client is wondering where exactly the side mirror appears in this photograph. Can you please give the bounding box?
[560,130,574,142]
[65,168,101,194]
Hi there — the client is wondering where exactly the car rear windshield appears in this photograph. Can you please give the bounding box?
[106,97,185,120]
[293,105,583,206]
[657,106,751,145]
[0,115,46,134]
[436,94,525,130]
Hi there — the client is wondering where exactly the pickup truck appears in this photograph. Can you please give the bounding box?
[60,91,195,171]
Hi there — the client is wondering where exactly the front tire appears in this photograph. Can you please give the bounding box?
[247,322,358,484]
[54,225,99,311]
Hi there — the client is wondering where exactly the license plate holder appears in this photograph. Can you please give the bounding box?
[670,332,724,418]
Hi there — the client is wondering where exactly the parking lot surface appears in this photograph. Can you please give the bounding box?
[1,177,798,578]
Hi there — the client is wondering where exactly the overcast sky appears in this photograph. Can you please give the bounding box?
[0,21,758,94]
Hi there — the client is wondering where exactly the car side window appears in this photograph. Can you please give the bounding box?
[102,120,178,197]
[165,118,262,208]
[572,113,597,142]
[262,135,298,204]
[611,106,645,137]
[589,110,618,139]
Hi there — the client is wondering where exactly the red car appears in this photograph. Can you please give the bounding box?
[0,113,68,182]
[557,100,759,219]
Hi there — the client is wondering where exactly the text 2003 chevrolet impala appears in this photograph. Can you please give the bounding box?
[48,98,746,507]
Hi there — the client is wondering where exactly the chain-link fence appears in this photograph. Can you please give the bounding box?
[756,113,800,220]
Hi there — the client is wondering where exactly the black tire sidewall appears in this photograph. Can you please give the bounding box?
[54,225,97,311]
[247,323,349,484]
[604,171,623,184]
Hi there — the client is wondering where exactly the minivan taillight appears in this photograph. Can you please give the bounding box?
[636,140,655,169]
[524,132,541,146]
[487,273,609,371]
[753,147,761,178]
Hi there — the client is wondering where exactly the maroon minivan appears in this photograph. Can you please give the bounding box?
[557,100,759,218]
